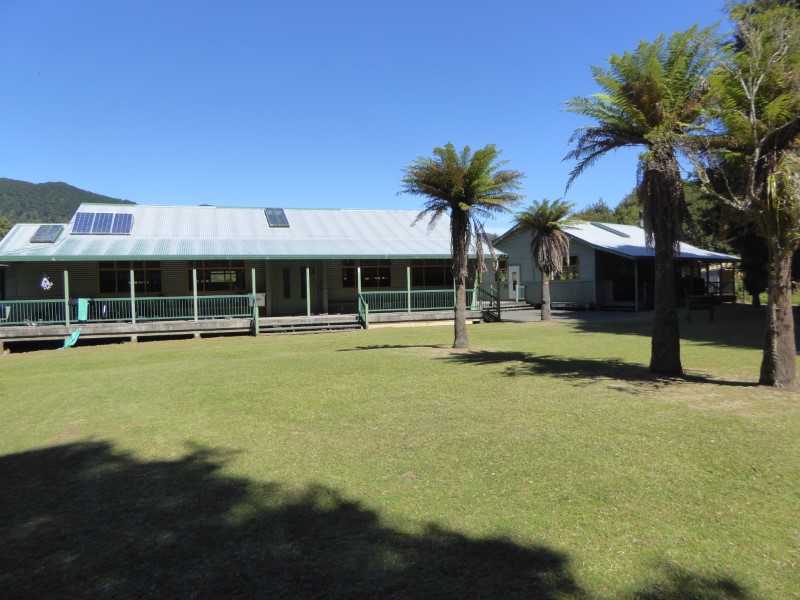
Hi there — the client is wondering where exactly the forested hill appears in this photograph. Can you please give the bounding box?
[0,178,134,224]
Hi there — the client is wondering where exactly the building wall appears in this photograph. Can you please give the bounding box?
[4,258,478,314]
[4,262,97,300]
[4,260,274,300]
[326,260,416,311]
[496,230,598,305]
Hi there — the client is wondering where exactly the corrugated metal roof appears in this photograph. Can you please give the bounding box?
[497,221,739,262]
[566,222,739,261]
[0,204,495,261]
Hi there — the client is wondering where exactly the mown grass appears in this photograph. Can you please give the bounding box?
[0,305,798,598]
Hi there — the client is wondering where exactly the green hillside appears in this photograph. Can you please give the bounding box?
[0,178,134,226]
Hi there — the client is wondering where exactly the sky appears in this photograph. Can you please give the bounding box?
[0,0,731,233]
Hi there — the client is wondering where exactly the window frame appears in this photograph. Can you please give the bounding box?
[189,260,247,293]
[341,259,392,289]
[99,260,163,295]
[553,255,579,281]
[410,259,454,288]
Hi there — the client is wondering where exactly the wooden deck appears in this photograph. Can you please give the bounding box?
[0,309,485,353]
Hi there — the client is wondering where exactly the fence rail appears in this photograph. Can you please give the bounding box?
[360,289,477,313]
[0,294,253,326]
[477,287,501,321]
[358,295,369,328]
[0,299,69,326]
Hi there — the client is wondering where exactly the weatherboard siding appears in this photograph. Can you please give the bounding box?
[7,261,96,300]
[498,231,598,306]
[163,261,187,296]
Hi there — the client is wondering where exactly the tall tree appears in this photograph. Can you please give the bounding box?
[400,143,525,348]
[564,26,719,376]
[697,3,800,386]
[571,199,614,222]
[0,214,11,239]
[513,199,575,321]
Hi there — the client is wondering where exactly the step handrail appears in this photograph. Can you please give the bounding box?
[357,294,369,328]
[478,287,501,321]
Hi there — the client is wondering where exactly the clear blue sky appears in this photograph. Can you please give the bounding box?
[0,0,730,232]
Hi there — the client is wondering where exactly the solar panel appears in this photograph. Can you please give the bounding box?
[92,212,114,234]
[111,213,133,234]
[265,208,290,228]
[30,224,64,243]
[72,212,95,234]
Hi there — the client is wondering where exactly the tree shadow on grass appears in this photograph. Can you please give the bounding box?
[442,351,756,392]
[0,442,759,599]
[338,344,448,352]
[629,562,751,599]
[568,305,799,354]
[0,441,585,599]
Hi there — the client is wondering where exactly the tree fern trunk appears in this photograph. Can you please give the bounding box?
[641,158,684,376]
[541,271,552,321]
[650,236,682,375]
[451,210,470,349]
[759,244,797,387]
[453,276,469,349]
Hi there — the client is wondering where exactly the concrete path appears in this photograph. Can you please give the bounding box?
[500,308,653,323]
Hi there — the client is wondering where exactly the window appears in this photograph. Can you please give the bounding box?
[341,260,392,289]
[554,256,579,281]
[411,259,453,287]
[99,261,162,294]
[265,208,290,228]
[495,259,508,283]
[190,260,246,292]
[282,268,291,299]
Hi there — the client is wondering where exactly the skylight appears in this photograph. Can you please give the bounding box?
[265,208,290,228]
[30,225,63,243]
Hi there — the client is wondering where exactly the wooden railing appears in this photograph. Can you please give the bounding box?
[477,287,501,321]
[0,294,254,326]
[357,295,369,329]
[357,288,502,323]
[359,289,476,313]
[0,299,69,326]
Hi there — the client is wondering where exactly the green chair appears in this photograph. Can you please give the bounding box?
[59,328,82,350]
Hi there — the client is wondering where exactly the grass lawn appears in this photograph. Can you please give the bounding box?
[1,305,798,598]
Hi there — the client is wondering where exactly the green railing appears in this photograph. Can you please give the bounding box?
[0,299,69,326]
[84,298,133,322]
[360,289,476,312]
[357,295,369,328]
[196,295,251,319]
[0,295,253,326]
[477,287,501,321]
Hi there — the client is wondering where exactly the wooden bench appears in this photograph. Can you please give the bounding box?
[685,292,715,322]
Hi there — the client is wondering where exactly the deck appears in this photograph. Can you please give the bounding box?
[0,309,488,353]
[0,288,500,353]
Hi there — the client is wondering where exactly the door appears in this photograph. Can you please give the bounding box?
[507,265,521,300]
[271,263,316,315]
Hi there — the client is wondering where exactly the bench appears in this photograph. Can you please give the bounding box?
[685,292,715,322]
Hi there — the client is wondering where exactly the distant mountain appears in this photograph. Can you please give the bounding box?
[0,178,134,225]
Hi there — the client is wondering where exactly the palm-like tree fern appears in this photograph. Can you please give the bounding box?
[698,4,800,386]
[513,199,575,321]
[400,143,525,348]
[564,26,719,375]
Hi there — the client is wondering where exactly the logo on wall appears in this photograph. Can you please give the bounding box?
[40,275,54,291]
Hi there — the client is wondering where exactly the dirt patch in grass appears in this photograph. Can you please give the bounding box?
[645,378,799,417]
